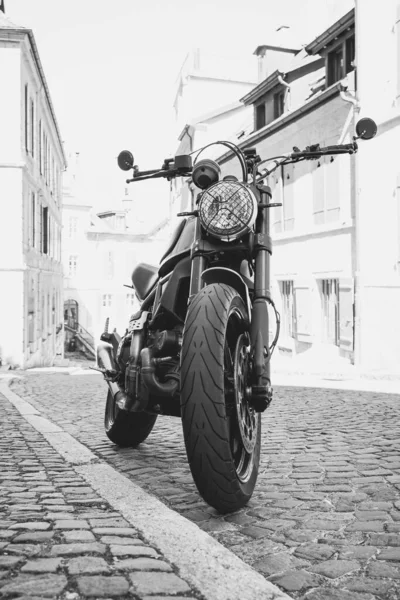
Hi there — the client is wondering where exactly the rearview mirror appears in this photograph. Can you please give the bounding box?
[355,118,377,141]
[117,150,134,171]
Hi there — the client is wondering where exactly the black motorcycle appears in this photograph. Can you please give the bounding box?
[97,118,377,513]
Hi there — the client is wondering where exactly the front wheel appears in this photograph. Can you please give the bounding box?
[105,390,157,448]
[180,283,261,513]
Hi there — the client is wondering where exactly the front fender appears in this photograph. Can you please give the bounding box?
[201,267,252,319]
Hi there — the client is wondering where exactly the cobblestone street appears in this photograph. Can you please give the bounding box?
[5,371,400,600]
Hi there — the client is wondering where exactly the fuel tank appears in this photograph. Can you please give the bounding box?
[158,217,196,278]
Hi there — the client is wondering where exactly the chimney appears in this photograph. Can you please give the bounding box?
[254,25,301,82]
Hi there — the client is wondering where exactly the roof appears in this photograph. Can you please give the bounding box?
[0,12,67,166]
[305,9,355,55]
[240,49,324,106]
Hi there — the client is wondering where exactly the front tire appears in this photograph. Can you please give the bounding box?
[105,390,157,448]
[180,283,261,513]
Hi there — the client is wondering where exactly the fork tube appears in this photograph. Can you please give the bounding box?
[189,218,206,299]
[251,187,272,386]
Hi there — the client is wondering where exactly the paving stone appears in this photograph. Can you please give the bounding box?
[309,559,360,578]
[343,577,392,596]
[92,527,138,536]
[253,551,309,576]
[129,571,191,595]
[368,533,400,546]
[269,569,322,592]
[0,555,24,568]
[54,519,89,529]
[21,558,63,573]
[345,521,385,532]
[13,531,54,542]
[99,536,144,545]
[294,543,335,561]
[67,557,110,575]
[63,530,95,542]
[114,557,172,571]
[367,560,400,578]
[0,574,67,596]
[354,510,390,520]
[110,544,159,558]
[338,545,377,559]
[76,575,129,596]
[0,530,16,539]
[9,522,51,530]
[304,587,377,600]
[377,547,400,561]
[301,520,342,531]
[89,517,130,528]
[50,542,106,556]
[5,543,43,556]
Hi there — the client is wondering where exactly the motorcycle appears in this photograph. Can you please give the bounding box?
[96,117,377,513]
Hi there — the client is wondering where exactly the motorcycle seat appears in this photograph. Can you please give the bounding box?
[131,263,159,301]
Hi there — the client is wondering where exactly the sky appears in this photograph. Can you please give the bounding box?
[7,0,353,221]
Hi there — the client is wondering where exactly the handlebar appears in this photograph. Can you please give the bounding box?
[290,142,357,159]
[125,141,359,185]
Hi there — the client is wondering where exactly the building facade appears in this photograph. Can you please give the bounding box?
[62,161,169,352]
[171,6,400,373]
[0,11,66,368]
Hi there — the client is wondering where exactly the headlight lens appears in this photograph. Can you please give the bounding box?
[198,181,258,242]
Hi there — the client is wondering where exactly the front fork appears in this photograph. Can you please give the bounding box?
[250,186,273,411]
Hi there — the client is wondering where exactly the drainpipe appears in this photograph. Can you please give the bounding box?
[277,75,291,111]
[340,85,361,368]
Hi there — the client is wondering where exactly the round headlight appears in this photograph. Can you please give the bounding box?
[198,180,258,242]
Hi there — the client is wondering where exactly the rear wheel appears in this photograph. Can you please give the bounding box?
[105,390,157,447]
[180,283,261,513]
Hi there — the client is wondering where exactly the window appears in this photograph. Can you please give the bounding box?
[30,99,35,157]
[270,165,294,233]
[39,121,42,174]
[255,103,266,130]
[116,215,125,231]
[69,217,78,239]
[126,293,136,306]
[273,90,285,119]
[280,281,294,338]
[102,294,113,308]
[327,46,344,86]
[68,255,77,277]
[326,34,355,87]
[41,206,48,254]
[345,36,355,74]
[105,251,114,279]
[312,157,340,225]
[320,279,339,345]
[24,85,28,152]
[30,192,36,248]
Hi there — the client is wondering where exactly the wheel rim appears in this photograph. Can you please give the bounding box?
[224,309,258,484]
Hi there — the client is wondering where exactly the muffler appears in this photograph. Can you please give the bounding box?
[96,341,134,411]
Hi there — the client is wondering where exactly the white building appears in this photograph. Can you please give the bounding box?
[170,5,400,374]
[62,158,169,352]
[0,10,66,368]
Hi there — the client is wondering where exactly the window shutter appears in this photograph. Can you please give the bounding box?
[313,158,325,224]
[283,163,294,231]
[338,278,354,351]
[325,156,340,222]
[397,2,400,102]
[271,169,283,233]
[293,279,313,342]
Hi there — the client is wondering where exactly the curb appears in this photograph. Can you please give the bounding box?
[0,379,293,600]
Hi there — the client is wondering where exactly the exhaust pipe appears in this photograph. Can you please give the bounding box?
[97,341,134,411]
[141,348,179,397]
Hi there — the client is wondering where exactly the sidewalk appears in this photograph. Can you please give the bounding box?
[0,378,291,600]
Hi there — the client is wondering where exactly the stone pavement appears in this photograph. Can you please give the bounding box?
[5,369,400,600]
[0,380,290,600]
